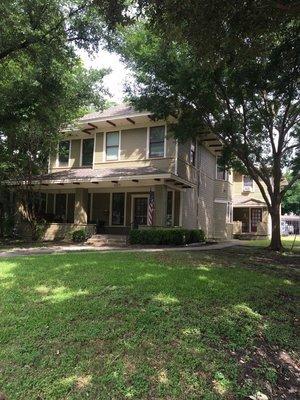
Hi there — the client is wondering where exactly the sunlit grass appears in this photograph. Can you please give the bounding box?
[0,249,298,399]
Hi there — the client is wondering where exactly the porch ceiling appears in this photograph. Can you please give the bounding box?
[29,166,195,189]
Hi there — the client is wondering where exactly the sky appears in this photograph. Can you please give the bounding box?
[79,48,130,104]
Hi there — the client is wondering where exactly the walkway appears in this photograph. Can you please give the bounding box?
[0,241,239,258]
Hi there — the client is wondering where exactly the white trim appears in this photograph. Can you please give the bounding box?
[175,139,178,175]
[90,192,93,222]
[179,191,183,227]
[110,192,126,227]
[131,194,150,226]
[166,189,175,226]
[104,130,121,162]
[146,126,150,159]
[79,138,83,166]
[147,125,166,159]
[93,133,97,168]
[109,192,112,226]
[79,111,153,124]
[102,132,106,162]
[164,124,167,158]
[214,199,228,204]
[124,192,127,227]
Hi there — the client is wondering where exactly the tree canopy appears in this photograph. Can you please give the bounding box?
[0,0,112,184]
[110,0,299,250]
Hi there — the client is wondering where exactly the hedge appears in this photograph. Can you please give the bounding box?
[72,229,88,243]
[129,228,205,245]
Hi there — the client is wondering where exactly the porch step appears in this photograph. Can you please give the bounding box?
[86,234,128,247]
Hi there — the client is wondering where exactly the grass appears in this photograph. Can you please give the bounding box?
[242,235,300,253]
[0,248,299,399]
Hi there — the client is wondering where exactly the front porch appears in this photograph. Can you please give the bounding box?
[233,206,269,238]
[33,185,182,241]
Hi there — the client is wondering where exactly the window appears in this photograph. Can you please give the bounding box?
[190,141,196,166]
[243,176,253,192]
[166,191,174,226]
[226,202,233,223]
[55,194,67,221]
[58,141,70,166]
[216,157,229,180]
[106,131,119,161]
[82,138,94,166]
[111,193,125,225]
[149,126,165,158]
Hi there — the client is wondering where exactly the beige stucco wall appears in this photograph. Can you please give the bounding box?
[120,127,147,160]
[70,139,81,168]
[233,172,267,202]
[94,132,104,164]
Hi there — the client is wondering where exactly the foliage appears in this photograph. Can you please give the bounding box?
[282,174,300,215]
[0,0,113,234]
[112,1,300,250]
[129,228,205,245]
[0,248,298,398]
[72,229,88,242]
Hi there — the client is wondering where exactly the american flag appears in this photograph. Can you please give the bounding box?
[147,190,155,225]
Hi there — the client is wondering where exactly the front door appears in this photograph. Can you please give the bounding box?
[133,197,148,226]
[251,208,262,233]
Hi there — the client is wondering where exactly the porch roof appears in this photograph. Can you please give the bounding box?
[30,166,194,188]
[233,196,267,208]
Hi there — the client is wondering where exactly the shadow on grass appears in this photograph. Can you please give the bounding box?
[0,249,299,399]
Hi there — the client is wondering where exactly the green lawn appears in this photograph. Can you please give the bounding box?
[242,235,300,253]
[0,248,299,399]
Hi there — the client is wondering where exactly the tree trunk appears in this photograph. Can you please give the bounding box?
[269,204,283,251]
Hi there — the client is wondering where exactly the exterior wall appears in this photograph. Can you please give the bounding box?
[42,223,95,241]
[49,125,178,177]
[197,146,216,238]
[45,119,235,240]
[233,172,267,202]
[120,127,147,160]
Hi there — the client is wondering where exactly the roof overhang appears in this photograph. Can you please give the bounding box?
[20,173,195,190]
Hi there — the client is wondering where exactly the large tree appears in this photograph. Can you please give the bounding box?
[0,0,114,237]
[111,1,299,250]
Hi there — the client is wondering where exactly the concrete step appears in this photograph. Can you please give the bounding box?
[86,234,128,247]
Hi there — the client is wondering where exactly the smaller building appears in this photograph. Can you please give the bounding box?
[232,173,271,238]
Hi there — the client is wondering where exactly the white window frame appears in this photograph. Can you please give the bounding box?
[57,140,71,168]
[80,137,95,167]
[226,202,233,223]
[104,131,121,162]
[109,192,126,227]
[243,175,254,192]
[166,189,175,226]
[147,125,167,159]
[131,194,150,226]
[215,156,229,181]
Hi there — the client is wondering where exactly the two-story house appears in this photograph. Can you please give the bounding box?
[26,104,234,241]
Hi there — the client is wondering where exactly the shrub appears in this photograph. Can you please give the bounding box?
[72,229,88,243]
[129,228,205,245]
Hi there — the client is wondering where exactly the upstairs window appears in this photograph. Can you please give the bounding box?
[243,176,254,192]
[82,138,94,166]
[106,131,119,161]
[149,126,165,158]
[216,157,229,180]
[190,141,196,166]
[58,141,70,166]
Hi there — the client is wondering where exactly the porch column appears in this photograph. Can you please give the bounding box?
[154,185,168,227]
[74,188,88,225]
